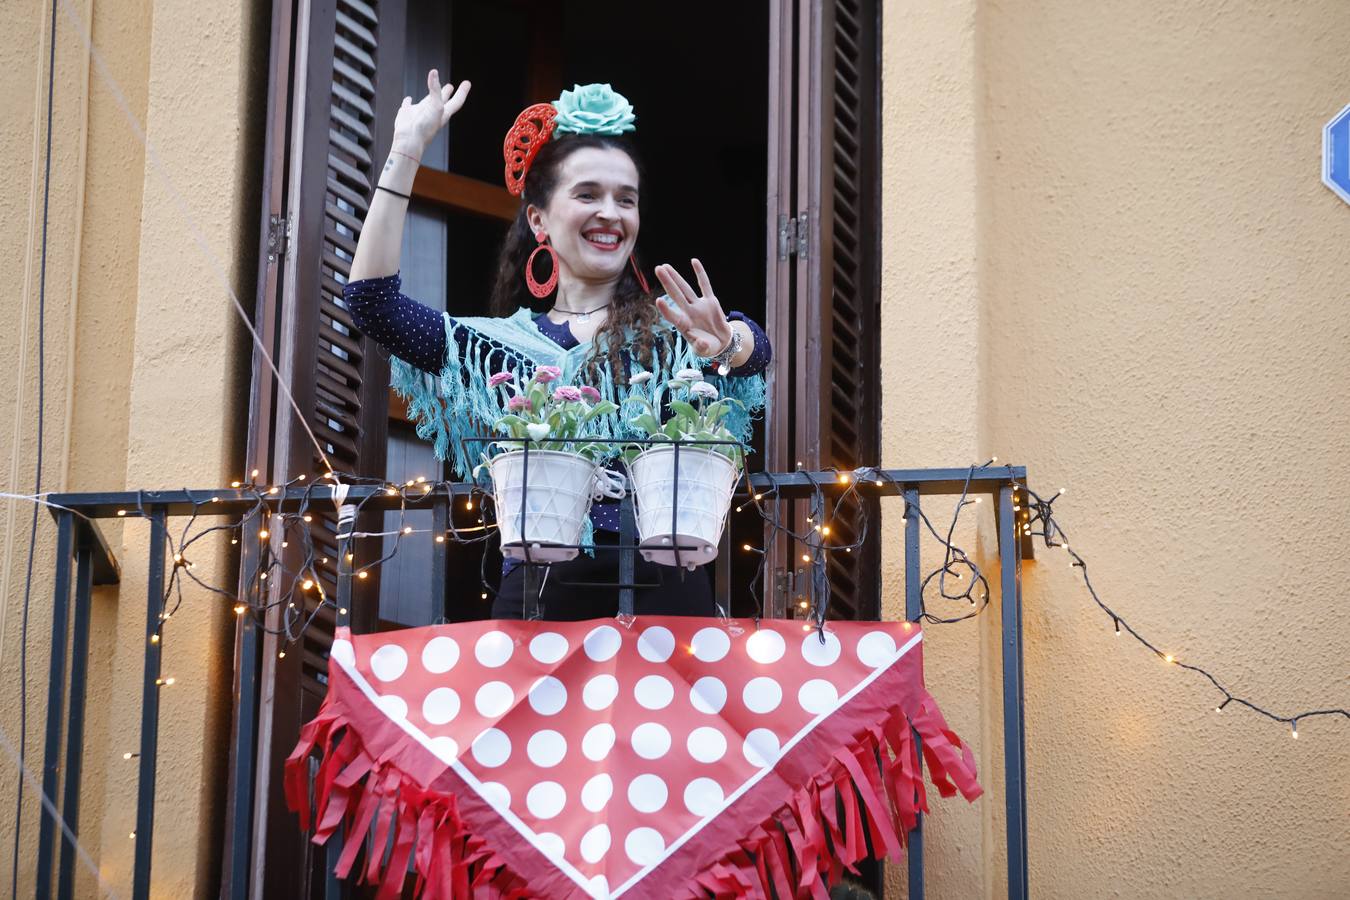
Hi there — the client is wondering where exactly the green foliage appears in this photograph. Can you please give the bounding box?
[621,372,746,468]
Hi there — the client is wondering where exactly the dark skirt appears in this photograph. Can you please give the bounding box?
[492,529,716,620]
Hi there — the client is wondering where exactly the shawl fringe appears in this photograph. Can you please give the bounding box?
[286,681,980,899]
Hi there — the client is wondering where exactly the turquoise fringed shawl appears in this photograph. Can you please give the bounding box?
[390,307,767,479]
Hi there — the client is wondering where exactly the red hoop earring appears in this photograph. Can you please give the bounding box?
[525,232,559,298]
[629,255,651,294]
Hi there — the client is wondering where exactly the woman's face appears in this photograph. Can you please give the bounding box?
[528,146,640,285]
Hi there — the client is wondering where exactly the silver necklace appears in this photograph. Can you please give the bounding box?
[551,302,610,323]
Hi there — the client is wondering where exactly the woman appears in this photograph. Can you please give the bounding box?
[344,70,771,621]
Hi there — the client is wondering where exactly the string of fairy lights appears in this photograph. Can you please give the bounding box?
[118,455,1347,739]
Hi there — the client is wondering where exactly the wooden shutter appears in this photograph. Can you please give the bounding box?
[765,0,881,621]
[238,0,406,895]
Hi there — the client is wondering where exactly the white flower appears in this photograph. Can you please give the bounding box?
[628,371,653,385]
[526,423,551,441]
[676,367,704,380]
[690,381,719,400]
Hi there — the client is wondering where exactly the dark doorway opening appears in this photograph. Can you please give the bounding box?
[383,0,771,624]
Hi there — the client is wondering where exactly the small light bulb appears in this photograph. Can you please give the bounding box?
[357,571,368,579]
[435,535,446,543]
[403,526,413,535]
[385,487,397,496]
[268,486,279,495]
[742,544,752,552]
[129,832,135,840]
[798,601,808,610]
[231,481,241,488]
[164,677,175,686]
[753,493,763,500]
[281,541,288,548]
[251,469,259,478]
[415,476,426,483]
[338,607,348,615]
[303,515,312,523]
[302,579,314,590]
[123,752,133,760]
[234,604,246,615]
[465,499,473,509]
[1164,654,1174,664]
[838,473,850,484]
[875,479,883,486]
[974,497,982,504]
[117,509,128,516]
[278,651,286,659]
[150,634,159,644]
[801,554,811,563]
[821,526,831,536]
[345,553,354,562]
[211,496,220,503]
[1290,723,1298,739]
[481,592,488,600]
[259,572,268,581]
[259,529,269,539]
[231,538,238,545]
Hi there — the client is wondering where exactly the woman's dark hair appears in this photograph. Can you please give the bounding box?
[488,133,664,384]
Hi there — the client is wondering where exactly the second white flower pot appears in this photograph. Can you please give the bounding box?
[629,445,740,569]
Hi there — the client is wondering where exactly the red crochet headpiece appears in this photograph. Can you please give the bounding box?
[502,103,558,197]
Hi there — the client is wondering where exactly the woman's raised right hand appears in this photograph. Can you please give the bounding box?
[392,69,471,158]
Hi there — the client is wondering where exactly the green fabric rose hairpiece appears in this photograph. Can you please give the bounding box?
[503,84,637,195]
[551,83,636,136]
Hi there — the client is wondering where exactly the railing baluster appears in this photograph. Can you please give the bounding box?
[56,536,94,900]
[431,489,448,617]
[618,493,636,617]
[999,483,1029,900]
[35,510,74,899]
[225,505,262,900]
[132,506,167,900]
[902,486,924,900]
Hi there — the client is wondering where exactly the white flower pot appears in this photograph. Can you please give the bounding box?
[489,450,622,563]
[629,445,740,569]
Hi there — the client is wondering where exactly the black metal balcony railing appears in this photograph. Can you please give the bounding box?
[35,464,1033,900]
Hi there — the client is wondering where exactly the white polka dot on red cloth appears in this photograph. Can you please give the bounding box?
[801,630,842,666]
[536,832,565,860]
[330,639,355,667]
[471,728,511,767]
[475,681,514,718]
[743,676,782,714]
[690,627,731,662]
[420,636,458,673]
[526,782,566,819]
[370,644,408,681]
[683,777,724,817]
[637,626,675,662]
[584,625,622,661]
[527,676,567,715]
[742,728,780,767]
[626,774,668,813]
[529,632,569,664]
[798,679,839,715]
[428,735,458,763]
[745,629,786,664]
[689,676,727,714]
[580,824,611,863]
[376,694,407,719]
[631,723,671,760]
[624,827,665,866]
[857,631,898,668]
[687,726,727,763]
[582,723,616,761]
[475,631,513,667]
[527,730,567,767]
[583,674,619,710]
[479,781,510,809]
[422,687,460,724]
[581,773,613,812]
[634,674,674,710]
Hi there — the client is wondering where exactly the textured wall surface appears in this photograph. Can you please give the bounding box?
[0,0,259,896]
[884,1,1350,897]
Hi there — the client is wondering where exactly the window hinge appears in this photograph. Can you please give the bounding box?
[777,210,810,260]
[267,213,292,263]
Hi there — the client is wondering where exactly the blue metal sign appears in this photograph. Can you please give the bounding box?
[1324,103,1350,206]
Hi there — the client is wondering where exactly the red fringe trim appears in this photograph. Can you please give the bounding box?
[286,688,981,899]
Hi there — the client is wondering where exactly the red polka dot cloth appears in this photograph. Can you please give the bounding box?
[286,618,981,898]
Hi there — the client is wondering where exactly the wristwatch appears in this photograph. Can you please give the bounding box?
[708,324,743,376]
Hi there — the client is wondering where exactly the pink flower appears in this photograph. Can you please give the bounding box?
[507,395,530,411]
[488,371,515,387]
[579,385,602,403]
[534,365,562,384]
[553,386,584,402]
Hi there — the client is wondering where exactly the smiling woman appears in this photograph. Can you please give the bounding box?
[342,73,773,621]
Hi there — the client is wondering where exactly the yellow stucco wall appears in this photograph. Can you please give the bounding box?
[0,0,261,895]
[883,1,1350,897]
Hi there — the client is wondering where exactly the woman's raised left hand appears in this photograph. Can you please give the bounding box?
[653,259,735,357]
